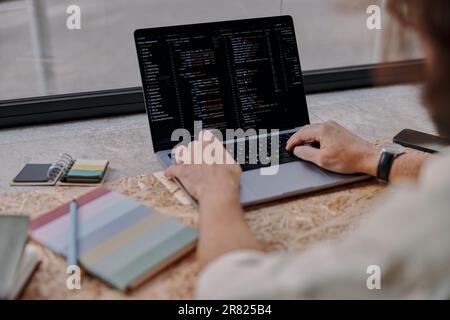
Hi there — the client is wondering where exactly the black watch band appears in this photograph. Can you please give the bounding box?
[377,152,395,182]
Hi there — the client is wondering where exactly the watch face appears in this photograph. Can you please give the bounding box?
[381,143,406,155]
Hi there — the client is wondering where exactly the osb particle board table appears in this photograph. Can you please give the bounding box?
[0,170,387,299]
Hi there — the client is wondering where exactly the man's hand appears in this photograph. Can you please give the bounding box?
[164,130,242,203]
[286,121,380,176]
[164,131,262,268]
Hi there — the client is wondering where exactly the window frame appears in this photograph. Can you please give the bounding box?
[0,59,424,129]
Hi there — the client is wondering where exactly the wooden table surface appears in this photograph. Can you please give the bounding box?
[0,171,386,299]
[0,85,433,299]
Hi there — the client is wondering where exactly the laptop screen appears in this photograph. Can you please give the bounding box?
[135,16,309,151]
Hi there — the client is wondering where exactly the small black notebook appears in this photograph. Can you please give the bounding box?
[13,164,53,183]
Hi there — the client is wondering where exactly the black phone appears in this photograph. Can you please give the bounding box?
[393,129,450,154]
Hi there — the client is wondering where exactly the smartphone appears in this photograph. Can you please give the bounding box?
[393,129,450,154]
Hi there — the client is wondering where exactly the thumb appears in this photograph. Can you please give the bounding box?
[293,146,321,165]
[164,165,182,179]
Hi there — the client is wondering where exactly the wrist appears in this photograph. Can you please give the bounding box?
[360,144,381,177]
[198,188,243,222]
[198,185,240,207]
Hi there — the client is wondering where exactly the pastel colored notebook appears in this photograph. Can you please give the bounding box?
[30,188,198,291]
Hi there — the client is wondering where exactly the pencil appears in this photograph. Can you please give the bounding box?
[68,199,78,266]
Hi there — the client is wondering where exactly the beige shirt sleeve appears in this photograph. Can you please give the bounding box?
[196,154,450,299]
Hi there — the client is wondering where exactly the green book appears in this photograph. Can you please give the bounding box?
[0,215,39,299]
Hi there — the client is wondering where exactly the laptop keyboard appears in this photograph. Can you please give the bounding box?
[227,133,298,171]
[169,132,320,172]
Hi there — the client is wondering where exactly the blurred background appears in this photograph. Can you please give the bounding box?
[0,0,423,101]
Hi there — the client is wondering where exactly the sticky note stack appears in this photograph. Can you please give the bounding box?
[65,159,109,184]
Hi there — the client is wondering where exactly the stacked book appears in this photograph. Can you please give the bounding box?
[0,215,40,299]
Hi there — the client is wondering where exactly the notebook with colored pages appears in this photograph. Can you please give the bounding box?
[11,153,109,187]
[58,159,109,186]
[30,188,198,291]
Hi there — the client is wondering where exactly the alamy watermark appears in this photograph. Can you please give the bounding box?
[66,4,383,32]
[66,265,82,290]
[367,4,382,30]
[366,265,381,290]
[171,121,281,176]
[66,4,81,30]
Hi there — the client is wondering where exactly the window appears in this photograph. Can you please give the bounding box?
[0,0,424,127]
[285,0,422,69]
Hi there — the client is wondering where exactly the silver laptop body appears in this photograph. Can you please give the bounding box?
[135,16,369,207]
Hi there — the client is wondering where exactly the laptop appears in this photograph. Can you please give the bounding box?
[134,16,368,206]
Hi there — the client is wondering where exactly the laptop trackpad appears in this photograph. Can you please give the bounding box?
[241,161,339,199]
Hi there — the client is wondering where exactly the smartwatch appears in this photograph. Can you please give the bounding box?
[377,143,406,182]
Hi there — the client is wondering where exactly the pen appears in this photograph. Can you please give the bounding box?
[68,199,78,266]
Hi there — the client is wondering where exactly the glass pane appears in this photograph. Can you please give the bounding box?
[0,0,423,101]
[284,0,422,70]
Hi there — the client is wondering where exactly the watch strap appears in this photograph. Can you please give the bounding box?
[377,151,395,182]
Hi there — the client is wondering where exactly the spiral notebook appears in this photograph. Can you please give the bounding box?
[11,154,109,187]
